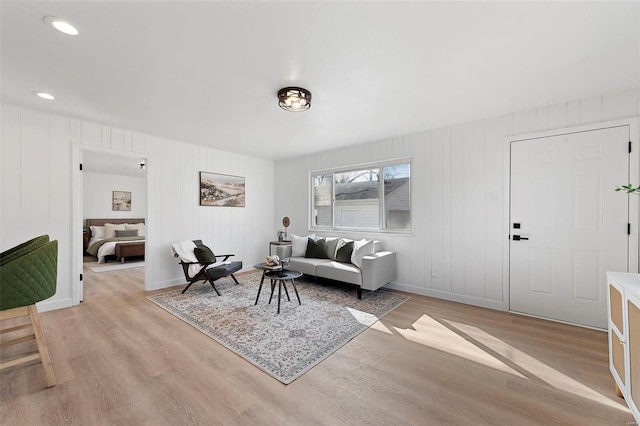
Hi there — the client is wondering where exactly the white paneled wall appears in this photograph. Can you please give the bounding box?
[1,104,275,310]
[275,87,640,310]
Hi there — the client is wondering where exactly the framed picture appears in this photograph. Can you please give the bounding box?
[112,191,132,211]
[200,172,245,207]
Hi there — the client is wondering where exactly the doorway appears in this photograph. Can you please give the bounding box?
[71,145,150,304]
[509,124,631,329]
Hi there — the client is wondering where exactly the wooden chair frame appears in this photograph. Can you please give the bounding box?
[0,305,55,387]
[178,253,240,295]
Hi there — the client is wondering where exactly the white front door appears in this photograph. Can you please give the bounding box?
[509,126,629,329]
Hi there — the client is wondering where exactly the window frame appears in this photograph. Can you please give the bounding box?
[309,157,413,234]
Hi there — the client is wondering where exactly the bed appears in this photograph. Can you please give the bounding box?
[85,218,145,263]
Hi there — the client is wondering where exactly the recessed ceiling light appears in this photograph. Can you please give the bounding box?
[33,91,55,100]
[43,16,80,36]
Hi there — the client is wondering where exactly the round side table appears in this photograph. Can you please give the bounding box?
[263,270,302,314]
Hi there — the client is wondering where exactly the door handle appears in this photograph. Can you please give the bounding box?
[512,235,529,241]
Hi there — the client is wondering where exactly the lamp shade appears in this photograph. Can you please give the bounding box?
[278,87,312,112]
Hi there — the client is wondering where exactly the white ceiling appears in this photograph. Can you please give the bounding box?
[2,1,639,161]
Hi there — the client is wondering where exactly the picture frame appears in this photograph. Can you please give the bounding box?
[199,172,245,207]
[112,191,132,211]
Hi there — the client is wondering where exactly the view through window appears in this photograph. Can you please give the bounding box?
[311,161,411,231]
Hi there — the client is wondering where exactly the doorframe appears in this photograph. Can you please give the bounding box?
[502,118,640,312]
[71,144,151,305]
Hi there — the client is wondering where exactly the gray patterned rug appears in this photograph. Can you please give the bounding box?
[147,271,409,384]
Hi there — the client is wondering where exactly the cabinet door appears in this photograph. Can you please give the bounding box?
[628,292,640,415]
[611,325,626,386]
[610,282,625,334]
[609,282,626,386]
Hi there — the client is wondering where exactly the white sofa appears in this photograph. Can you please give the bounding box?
[280,236,397,299]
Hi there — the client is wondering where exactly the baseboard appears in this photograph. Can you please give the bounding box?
[384,282,506,311]
[36,298,73,312]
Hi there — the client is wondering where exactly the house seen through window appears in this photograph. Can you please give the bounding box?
[311,161,411,231]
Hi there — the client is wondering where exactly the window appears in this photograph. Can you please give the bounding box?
[311,161,411,231]
[312,173,332,227]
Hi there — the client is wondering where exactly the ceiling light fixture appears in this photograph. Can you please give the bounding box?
[33,91,55,100]
[278,87,312,112]
[43,16,80,36]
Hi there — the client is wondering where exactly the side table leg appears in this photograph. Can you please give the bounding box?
[283,281,291,301]
[292,279,301,305]
[277,280,282,314]
[254,271,266,305]
[268,279,275,304]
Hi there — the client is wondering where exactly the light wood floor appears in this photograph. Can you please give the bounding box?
[0,266,635,425]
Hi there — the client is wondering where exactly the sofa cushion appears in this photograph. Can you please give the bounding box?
[288,257,331,275]
[335,240,354,263]
[316,261,362,285]
[325,237,339,260]
[291,234,311,257]
[351,239,374,268]
[305,237,328,258]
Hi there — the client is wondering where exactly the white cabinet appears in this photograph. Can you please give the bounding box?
[607,272,640,423]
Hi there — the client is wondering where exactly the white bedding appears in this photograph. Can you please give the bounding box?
[96,239,145,263]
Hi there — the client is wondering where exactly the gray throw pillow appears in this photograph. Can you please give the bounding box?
[115,229,138,237]
[335,241,354,263]
[305,237,328,259]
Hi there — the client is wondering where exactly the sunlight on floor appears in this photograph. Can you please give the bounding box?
[443,319,628,412]
[346,307,379,326]
[394,314,526,378]
[393,314,629,412]
[370,321,394,334]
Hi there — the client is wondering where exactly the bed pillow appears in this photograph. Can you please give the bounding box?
[351,239,374,269]
[194,245,216,263]
[125,222,145,236]
[104,223,126,239]
[115,229,138,237]
[305,237,328,259]
[335,239,354,263]
[89,225,106,239]
[291,234,311,257]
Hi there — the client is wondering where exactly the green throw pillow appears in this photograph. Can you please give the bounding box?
[335,241,354,263]
[305,237,328,259]
[194,245,216,263]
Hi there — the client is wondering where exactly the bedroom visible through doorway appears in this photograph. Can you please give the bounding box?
[76,148,148,302]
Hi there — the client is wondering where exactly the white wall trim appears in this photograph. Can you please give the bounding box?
[147,278,184,291]
[384,282,506,311]
[36,298,73,313]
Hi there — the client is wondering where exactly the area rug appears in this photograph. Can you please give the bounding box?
[147,272,409,384]
[85,261,145,272]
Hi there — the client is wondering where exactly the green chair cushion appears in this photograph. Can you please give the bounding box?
[0,239,58,311]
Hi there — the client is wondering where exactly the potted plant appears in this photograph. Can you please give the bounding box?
[615,184,640,194]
